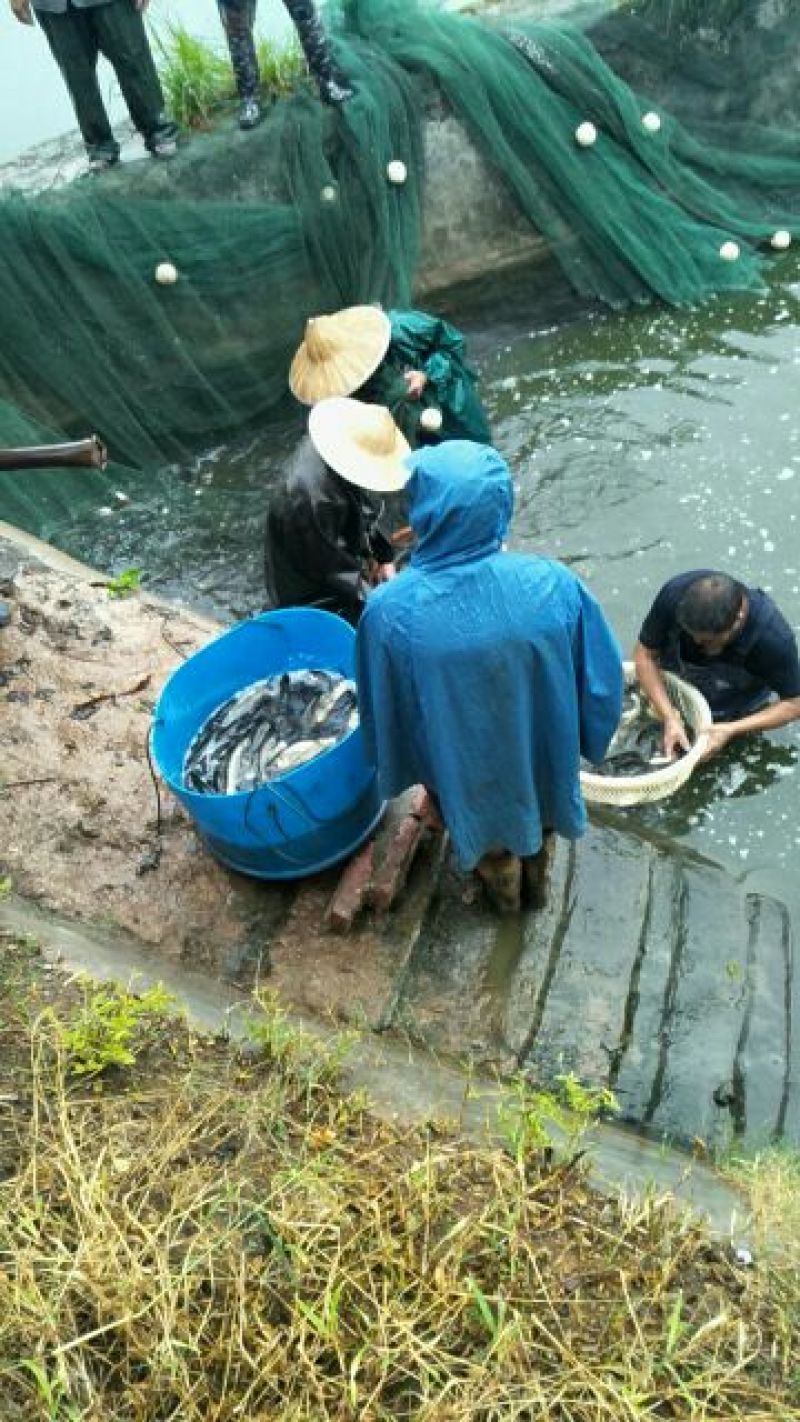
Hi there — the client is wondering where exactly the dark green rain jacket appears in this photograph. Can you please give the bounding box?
[358,309,491,447]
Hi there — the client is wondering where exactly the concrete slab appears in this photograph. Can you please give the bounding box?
[395,823,799,1149]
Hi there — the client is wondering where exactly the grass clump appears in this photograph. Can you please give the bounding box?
[151,23,304,129]
[105,568,142,599]
[255,34,307,96]
[0,950,797,1419]
[57,980,175,1077]
[725,1146,800,1274]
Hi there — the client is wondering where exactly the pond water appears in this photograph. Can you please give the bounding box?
[0,0,292,163]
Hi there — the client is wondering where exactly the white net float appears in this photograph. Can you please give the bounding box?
[580,662,712,808]
[420,406,443,432]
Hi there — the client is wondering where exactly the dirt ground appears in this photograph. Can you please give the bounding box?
[0,533,441,1028]
[0,540,297,977]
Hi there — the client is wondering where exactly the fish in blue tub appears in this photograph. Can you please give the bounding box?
[184,668,358,795]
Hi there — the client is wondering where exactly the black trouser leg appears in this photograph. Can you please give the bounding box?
[217,0,260,100]
[91,0,177,150]
[282,0,351,101]
[36,7,118,161]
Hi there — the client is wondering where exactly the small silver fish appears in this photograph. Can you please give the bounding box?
[184,668,359,795]
[225,740,249,795]
[272,739,326,772]
[309,679,356,728]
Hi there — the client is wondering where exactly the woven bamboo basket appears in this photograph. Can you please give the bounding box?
[580,662,712,808]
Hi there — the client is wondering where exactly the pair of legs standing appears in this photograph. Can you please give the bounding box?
[216,0,352,128]
[37,0,177,165]
[426,793,556,915]
[475,834,556,914]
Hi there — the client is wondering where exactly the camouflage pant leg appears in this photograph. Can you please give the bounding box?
[217,0,260,100]
[282,0,345,92]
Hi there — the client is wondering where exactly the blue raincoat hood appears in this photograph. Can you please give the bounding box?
[406,441,514,572]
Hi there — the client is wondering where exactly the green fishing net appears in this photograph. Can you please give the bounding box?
[0,0,799,528]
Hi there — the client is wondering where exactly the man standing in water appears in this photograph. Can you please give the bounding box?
[635,570,800,758]
[356,440,623,914]
[9,0,177,171]
[217,0,353,130]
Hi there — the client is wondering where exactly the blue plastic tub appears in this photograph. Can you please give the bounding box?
[150,608,383,880]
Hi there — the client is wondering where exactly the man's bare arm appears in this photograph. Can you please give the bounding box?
[633,640,691,756]
[10,0,34,25]
[701,695,800,759]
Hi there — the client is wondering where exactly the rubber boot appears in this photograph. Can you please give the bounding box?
[521,831,555,911]
[475,852,522,915]
[284,0,353,104]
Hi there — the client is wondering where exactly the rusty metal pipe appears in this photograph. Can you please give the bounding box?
[0,436,108,472]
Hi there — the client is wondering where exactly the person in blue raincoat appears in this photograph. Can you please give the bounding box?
[355,441,623,913]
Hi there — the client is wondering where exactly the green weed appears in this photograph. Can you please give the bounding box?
[105,567,142,599]
[496,1070,618,1161]
[15,1359,82,1422]
[150,24,304,130]
[255,35,306,96]
[58,980,175,1077]
[555,1069,619,1118]
[244,988,356,1087]
[151,26,234,129]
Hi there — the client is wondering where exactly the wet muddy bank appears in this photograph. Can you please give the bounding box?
[0,525,286,976]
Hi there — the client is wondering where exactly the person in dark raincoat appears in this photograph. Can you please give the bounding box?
[263,398,409,626]
[355,441,623,912]
[289,304,491,447]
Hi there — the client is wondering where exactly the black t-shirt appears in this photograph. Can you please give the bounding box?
[639,570,800,718]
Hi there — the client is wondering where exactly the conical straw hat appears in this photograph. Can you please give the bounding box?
[289,306,392,405]
[308,398,410,493]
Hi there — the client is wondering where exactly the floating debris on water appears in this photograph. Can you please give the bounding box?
[183,669,358,795]
[585,686,692,778]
